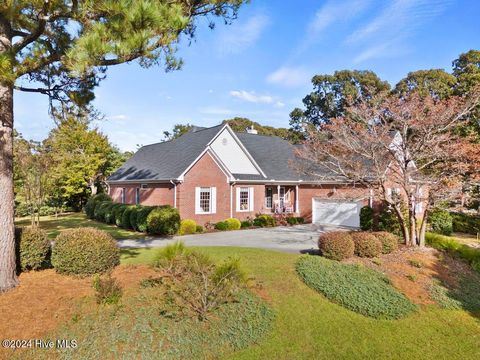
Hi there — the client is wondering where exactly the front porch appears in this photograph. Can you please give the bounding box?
[264,185,299,215]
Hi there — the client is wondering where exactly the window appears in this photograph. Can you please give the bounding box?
[240,188,249,210]
[121,188,126,204]
[237,187,254,212]
[265,188,273,208]
[135,188,140,205]
[195,187,216,214]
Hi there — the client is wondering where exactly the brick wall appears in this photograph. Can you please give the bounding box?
[177,151,230,225]
[109,183,174,206]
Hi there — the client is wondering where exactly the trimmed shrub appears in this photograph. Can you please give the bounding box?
[179,219,197,235]
[215,221,228,231]
[105,203,121,224]
[286,216,298,225]
[85,193,112,219]
[295,217,305,224]
[121,206,136,229]
[451,212,480,235]
[296,255,417,319]
[378,205,407,237]
[225,218,241,230]
[253,214,275,227]
[351,232,382,258]
[52,228,120,275]
[372,231,399,254]
[195,225,204,233]
[360,206,374,231]
[94,201,113,222]
[241,220,252,228]
[136,206,154,233]
[318,232,355,261]
[146,206,181,235]
[15,227,50,271]
[113,204,129,227]
[129,206,139,230]
[92,274,123,305]
[428,208,453,235]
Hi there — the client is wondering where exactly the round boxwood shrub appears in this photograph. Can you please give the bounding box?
[296,217,305,224]
[351,232,382,258]
[287,216,298,225]
[121,206,136,229]
[360,206,374,231]
[52,228,120,276]
[136,206,154,232]
[15,227,50,271]
[85,193,112,219]
[225,218,241,230]
[94,201,113,222]
[195,225,204,233]
[372,231,399,254]
[179,219,197,235]
[428,208,453,235]
[253,214,275,227]
[318,232,355,261]
[215,221,228,231]
[146,206,181,235]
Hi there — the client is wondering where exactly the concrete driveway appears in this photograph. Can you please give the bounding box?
[117,224,347,253]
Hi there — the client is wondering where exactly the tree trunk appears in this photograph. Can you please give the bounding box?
[0,17,18,292]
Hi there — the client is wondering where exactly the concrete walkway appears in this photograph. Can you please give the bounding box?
[117,224,347,254]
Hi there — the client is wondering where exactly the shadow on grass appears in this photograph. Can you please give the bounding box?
[430,252,480,319]
[120,248,147,260]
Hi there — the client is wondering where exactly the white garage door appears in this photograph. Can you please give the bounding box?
[312,199,362,228]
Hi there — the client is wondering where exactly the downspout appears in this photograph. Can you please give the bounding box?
[170,180,177,208]
[230,182,236,218]
[295,185,299,214]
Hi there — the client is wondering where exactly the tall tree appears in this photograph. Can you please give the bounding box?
[44,117,116,209]
[163,123,193,141]
[394,69,457,100]
[296,90,480,246]
[223,117,303,144]
[0,1,246,291]
[289,70,390,134]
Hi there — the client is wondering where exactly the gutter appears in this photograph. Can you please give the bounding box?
[170,180,177,208]
[230,182,236,218]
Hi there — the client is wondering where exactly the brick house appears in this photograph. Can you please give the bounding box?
[107,123,384,227]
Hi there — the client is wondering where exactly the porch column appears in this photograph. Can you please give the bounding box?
[277,184,281,213]
[295,185,299,214]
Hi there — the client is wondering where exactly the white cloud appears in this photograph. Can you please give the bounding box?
[309,0,372,34]
[198,106,233,116]
[229,90,274,104]
[107,114,128,121]
[217,14,270,54]
[274,101,285,108]
[348,0,452,62]
[266,67,310,87]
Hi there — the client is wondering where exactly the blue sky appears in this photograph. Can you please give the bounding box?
[15,0,480,151]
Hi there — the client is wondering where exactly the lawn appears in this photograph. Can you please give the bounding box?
[121,247,480,360]
[15,212,145,240]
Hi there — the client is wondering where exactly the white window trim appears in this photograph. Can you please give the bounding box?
[236,187,254,212]
[265,187,273,209]
[135,188,140,205]
[121,188,126,204]
[195,187,216,214]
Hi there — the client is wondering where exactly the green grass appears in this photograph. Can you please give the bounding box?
[295,255,417,319]
[119,247,480,360]
[15,213,145,240]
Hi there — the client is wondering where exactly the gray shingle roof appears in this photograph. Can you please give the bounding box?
[234,133,303,181]
[108,124,223,181]
[108,124,340,183]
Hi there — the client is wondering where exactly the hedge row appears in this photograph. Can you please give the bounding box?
[318,231,400,260]
[84,194,180,236]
